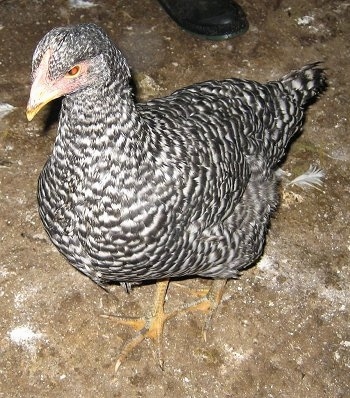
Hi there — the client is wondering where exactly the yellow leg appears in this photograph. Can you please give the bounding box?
[102,278,228,372]
[170,279,227,341]
[102,279,170,372]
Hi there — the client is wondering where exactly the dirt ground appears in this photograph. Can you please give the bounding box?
[0,0,349,397]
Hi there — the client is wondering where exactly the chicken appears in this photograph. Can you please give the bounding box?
[27,23,326,370]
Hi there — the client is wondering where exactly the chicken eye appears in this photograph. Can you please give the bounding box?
[66,65,80,77]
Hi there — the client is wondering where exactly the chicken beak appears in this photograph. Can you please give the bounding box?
[26,49,60,121]
[26,85,60,121]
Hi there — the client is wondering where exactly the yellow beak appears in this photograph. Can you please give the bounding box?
[26,85,60,121]
[26,49,60,121]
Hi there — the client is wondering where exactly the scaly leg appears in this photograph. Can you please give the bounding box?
[102,279,171,372]
[169,279,228,341]
[103,278,228,372]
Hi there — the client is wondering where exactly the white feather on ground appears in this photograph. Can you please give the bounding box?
[68,0,96,9]
[286,165,325,190]
[0,103,15,119]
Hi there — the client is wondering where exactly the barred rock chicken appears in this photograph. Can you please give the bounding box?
[27,24,326,370]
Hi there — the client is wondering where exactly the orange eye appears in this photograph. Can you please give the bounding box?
[67,65,80,77]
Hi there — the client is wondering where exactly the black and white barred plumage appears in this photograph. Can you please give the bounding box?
[28,24,326,287]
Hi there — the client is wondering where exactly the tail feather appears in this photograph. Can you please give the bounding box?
[281,62,327,105]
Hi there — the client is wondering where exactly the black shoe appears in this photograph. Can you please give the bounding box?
[158,0,248,40]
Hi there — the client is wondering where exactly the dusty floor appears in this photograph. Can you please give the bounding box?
[0,0,349,397]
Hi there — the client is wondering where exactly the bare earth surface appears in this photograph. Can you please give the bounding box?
[0,1,349,397]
